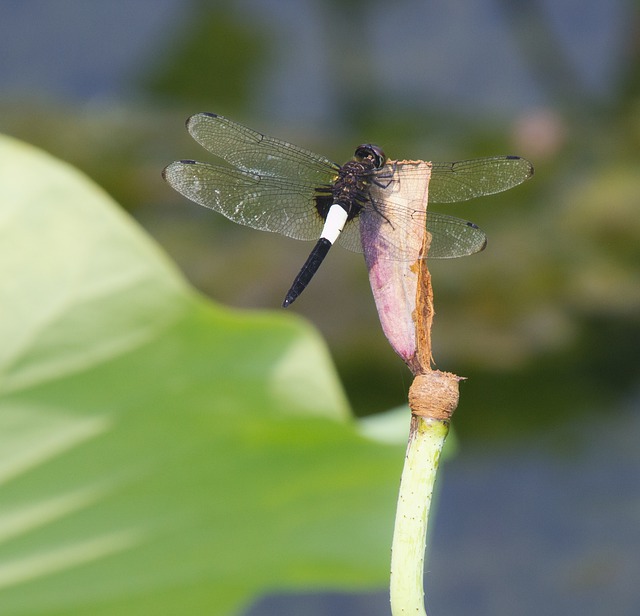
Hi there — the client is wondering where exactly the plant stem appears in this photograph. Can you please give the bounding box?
[365,161,459,614]
[390,415,449,615]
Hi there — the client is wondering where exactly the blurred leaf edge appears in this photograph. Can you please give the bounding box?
[0,133,406,616]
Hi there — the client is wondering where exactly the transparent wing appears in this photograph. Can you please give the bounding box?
[424,211,487,257]
[166,117,532,260]
[429,156,534,203]
[337,156,534,259]
[186,112,340,184]
[338,203,486,259]
[162,160,325,241]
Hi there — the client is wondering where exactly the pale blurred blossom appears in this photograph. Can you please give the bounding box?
[511,108,567,160]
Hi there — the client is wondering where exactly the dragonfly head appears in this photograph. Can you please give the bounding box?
[354,144,386,169]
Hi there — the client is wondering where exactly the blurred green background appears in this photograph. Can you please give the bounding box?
[1,1,638,615]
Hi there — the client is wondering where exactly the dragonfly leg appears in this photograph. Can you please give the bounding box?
[366,193,396,230]
[371,161,397,188]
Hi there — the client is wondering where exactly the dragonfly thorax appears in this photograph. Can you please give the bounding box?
[331,155,381,218]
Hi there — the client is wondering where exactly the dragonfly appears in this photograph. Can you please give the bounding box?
[163,113,534,307]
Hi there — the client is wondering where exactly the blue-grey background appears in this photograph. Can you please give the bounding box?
[1,1,638,614]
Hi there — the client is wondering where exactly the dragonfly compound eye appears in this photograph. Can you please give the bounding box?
[354,144,387,169]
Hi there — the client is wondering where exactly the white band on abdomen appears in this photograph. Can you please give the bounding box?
[320,204,349,245]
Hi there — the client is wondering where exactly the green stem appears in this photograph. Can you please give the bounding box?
[390,415,449,615]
